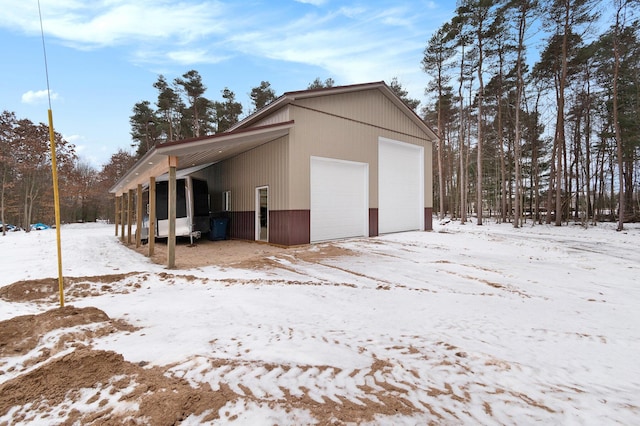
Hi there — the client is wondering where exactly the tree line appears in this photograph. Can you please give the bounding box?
[0,110,138,233]
[423,0,639,230]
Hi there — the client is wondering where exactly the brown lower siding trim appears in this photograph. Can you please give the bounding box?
[230,211,254,241]
[369,208,378,237]
[270,210,310,246]
[229,210,310,246]
[424,207,433,231]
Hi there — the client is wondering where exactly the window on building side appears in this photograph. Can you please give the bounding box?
[222,191,231,212]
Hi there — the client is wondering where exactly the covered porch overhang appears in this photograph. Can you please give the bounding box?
[109,121,294,268]
[110,121,294,196]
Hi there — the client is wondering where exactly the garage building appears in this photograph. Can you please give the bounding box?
[110,81,436,263]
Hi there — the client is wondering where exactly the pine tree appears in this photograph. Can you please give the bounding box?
[174,70,208,138]
[214,88,243,133]
[388,77,420,111]
[250,81,277,112]
[423,21,457,219]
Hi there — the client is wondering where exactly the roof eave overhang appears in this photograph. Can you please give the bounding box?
[109,120,294,195]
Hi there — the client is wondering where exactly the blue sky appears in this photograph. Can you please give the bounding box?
[0,0,455,168]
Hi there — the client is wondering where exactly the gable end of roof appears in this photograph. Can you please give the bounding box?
[228,81,437,140]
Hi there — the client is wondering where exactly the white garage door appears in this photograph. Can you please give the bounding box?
[310,157,368,242]
[379,138,424,234]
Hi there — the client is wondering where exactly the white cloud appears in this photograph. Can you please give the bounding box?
[64,134,83,144]
[66,135,107,168]
[166,49,230,65]
[21,89,59,104]
[294,0,327,6]
[228,6,428,86]
[2,0,444,102]
[336,6,367,19]
[1,0,229,48]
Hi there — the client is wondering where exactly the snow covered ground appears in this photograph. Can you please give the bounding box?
[1,219,639,424]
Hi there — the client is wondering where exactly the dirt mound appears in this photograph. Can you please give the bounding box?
[0,273,136,303]
[0,306,230,424]
[0,306,119,357]
[0,347,232,425]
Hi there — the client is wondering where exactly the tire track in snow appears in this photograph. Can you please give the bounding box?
[165,333,599,424]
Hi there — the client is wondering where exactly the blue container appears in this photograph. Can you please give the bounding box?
[209,217,229,241]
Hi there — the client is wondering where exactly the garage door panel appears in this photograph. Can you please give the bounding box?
[311,157,368,242]
[379,139,424,234]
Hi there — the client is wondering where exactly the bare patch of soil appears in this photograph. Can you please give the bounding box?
[128,238,357,270]
[129,239,285,269]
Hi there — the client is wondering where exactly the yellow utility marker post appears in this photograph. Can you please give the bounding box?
[39,1,64,307]
[47,110,64,308]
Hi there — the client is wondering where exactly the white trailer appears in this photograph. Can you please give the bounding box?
[139,166,211,243]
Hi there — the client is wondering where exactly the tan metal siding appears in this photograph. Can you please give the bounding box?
[288,90,433,210]
[294,91,427,139]
[205,136,290,212]
[252,106,291,128]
